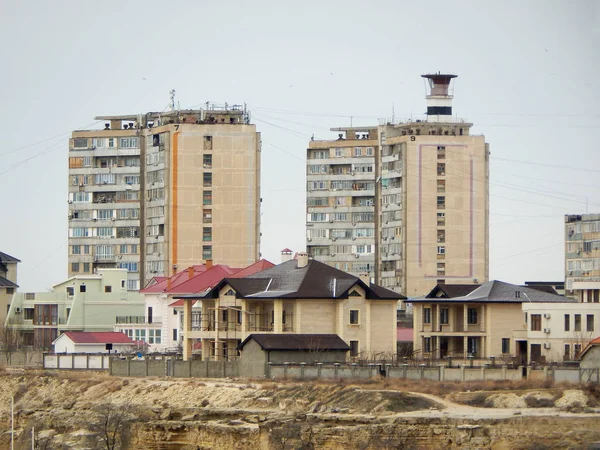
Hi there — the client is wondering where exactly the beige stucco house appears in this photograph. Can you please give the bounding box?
[411,281,577,363]
[0,251,20,324]
[178,253,404,361]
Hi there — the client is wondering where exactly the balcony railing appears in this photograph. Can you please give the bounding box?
[116,316,161,325]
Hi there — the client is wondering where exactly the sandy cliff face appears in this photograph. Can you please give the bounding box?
[1,370,600,449]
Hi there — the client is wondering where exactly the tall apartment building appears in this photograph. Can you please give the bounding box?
[68,105,261,290]
[306,74,489,298]
[565,213,600,302]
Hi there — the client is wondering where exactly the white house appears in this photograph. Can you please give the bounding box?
[53,331,134,354]
[521,302,600,362]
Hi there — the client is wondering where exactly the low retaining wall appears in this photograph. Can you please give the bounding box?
[109,358,240,378]
[43,353,110,370]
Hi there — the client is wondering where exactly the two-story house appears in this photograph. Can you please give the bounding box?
[7,269,144,349]
[178,253,404,361]
[411,280,577,363]
[119,259,273,352]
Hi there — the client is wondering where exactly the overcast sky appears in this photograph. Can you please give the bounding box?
[1,0,598,292]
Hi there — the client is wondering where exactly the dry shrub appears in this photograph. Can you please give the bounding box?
[122,379,130,387]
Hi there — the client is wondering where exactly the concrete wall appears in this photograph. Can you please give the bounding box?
[43,353,110,370]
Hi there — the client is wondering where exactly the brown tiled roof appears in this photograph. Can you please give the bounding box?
[415,280,577,304]
[201,259,404,301]
[425,284,480,299]
[0,251,20,263]
[239,334,350,351]
[0,276,18,288]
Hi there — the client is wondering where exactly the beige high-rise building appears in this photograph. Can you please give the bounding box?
[306,74,489,298]
[68,105,261,290]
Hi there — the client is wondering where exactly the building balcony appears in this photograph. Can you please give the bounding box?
[116,316,162,325]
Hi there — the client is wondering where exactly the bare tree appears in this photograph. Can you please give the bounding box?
[90,402,132,450]
[0,319,22,365]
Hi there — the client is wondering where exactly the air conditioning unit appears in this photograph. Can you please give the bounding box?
[93,218,98,221]
[15,308,21,314]
[352,222,356,226]
[352,237,356,241]
[543,328,551,334]
[111,217,116,221]
[330,253,336,257]
[543,342,551,349]
[331,237,337,241]
[544,313,551,319]
[329,219,334,223]
[333,205,337,209]
[307,238,312,242]
[354,254,360,258]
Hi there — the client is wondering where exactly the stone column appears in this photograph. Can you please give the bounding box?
[182,299,193,361]
[273,299,283,333]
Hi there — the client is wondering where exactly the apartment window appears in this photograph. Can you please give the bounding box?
[203,209,212,223]
[172,329,178,341]
[349,310,359,325]
[202,246,212,259]
[72,245,81,255]
[574,314,581,331]
[423,337,432,353]
[564,314,570,331]
[366,147,374,156]
[80,285,86,293]
[531,314,542,331]
[108,138,115,148]
[105,286,112,293]
[564,344,570,360]
[73,138,88,148]
[467,308,478,325]
[437,212,446,226]
[587,314,594,332]
[203,191,212,205]
[335,148,343,157]
[440,308,449,325]
[437,179,446,193]
[119,137,138,148]
[502,338,510,354]
[437,163,446,175]
[83,263,90,273]
[350,340,359,357]
[71,263,80,272]
[118,262,138,272]
[437,146,446,159]
[437,246,445,255]
[203,172,212,187]
[437,230,445,243]
[353,147,362,157]
[203,154,212,168]
[149,329,161,344]
[423,307,431,324]
[127,279,139,291]
[437,196,445,209]
[203,135,213,150]
[203,227,212,241]
[574,344,582,358]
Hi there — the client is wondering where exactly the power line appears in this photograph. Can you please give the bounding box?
[492,156,600,173]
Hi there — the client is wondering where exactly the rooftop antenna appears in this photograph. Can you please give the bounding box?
[169,89,176,111]
[392,102,395,123]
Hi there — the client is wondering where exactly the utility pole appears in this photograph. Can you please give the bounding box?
[11,396,14,450]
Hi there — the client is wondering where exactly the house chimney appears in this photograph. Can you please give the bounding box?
[280,248,293,263]
[206,259,213,269]
[359,273,371,285]
[296,252,309,268]
[187,266,194,279]
[167,277,172,290]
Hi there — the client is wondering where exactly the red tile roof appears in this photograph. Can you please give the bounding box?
[280,248,293,253]
[579,335,600,359]
[58,332,133,344]
[142,260,275,296]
